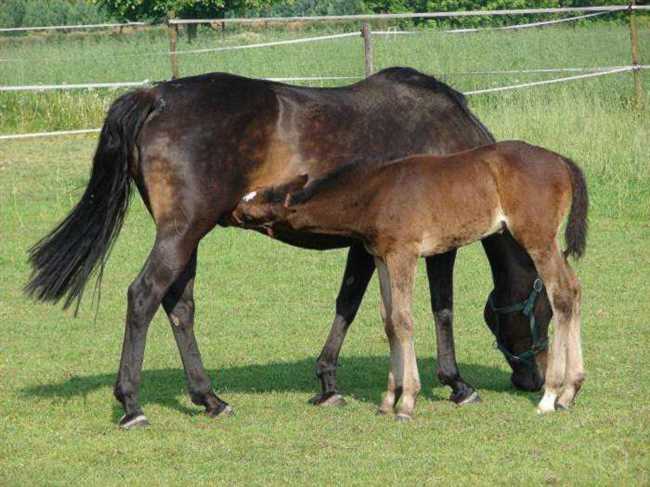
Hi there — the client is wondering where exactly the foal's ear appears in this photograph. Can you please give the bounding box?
[279,174,309,207]
[283,173,309,192]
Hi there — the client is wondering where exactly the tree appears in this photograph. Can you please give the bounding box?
[94,0,273,22]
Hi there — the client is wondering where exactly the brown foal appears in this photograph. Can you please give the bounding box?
[232,140,588,420]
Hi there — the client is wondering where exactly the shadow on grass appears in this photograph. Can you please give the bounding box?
[22,356,537,421]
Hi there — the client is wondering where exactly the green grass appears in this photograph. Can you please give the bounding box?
[1,79,650,484]
[1,21,650,484]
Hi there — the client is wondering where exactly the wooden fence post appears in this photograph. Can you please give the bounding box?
[167,17,180,80]
[628,1,644,109]
[361,22,374,77]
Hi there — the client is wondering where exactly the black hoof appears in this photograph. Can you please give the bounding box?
[119,413,150,429]
[395,413,412,422]
[555,399,570,411]
[206,403,234,419]
[309,392,346,407]
[451,389,481,406]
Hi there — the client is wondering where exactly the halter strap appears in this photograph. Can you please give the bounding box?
[488,278,548,368]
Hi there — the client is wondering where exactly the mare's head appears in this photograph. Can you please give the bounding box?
[483,279,551,392]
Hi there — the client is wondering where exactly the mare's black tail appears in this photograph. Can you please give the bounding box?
[563,156,589,260]
[24,89,158,312]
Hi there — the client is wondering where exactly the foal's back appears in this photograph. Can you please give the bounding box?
[345,141,573,256]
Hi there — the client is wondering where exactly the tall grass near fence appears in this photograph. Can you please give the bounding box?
[1,24,647,132]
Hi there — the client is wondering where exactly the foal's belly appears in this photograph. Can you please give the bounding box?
[417,208,506,257]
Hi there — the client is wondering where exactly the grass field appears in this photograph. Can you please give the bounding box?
[2,85,649,484]
[1,20,650,486]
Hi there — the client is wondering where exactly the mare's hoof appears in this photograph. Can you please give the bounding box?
[395,413,412,422]
[309,393,346,407]
[452,390,481,406]
[376,408,391,416]
[207,403,234,419]
[119,414,149,430]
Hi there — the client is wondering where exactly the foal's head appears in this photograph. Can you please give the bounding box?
[233,174,308,228]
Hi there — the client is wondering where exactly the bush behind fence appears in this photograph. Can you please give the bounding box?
[1,0,640,31]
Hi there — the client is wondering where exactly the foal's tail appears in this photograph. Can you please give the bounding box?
[24,89,159,312]
[562,156,589,260]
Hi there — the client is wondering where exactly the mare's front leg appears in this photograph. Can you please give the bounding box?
[375,252,421,421]
[113,228,199,429]
[425,251,480,405]
[161,250,232,418]
[310,243,375,406]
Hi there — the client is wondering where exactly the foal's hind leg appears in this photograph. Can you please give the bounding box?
[525,244,583,413]
[556,268,584,410]
[425,251,480,405]
[162,250,232,418]
[376,252,421,420]
[114,229,199,428]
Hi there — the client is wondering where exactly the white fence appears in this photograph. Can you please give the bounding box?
[1,5,647,140]
[0,21,146,33]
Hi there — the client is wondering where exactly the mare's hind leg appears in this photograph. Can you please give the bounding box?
[310,243,375,406]
[162,250,232,418]
[114,229,199,428]
[525,243,583,413]
[425,251,480,405]
[375,252,421,420]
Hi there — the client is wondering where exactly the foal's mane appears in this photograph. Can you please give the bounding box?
[288,158,403,206]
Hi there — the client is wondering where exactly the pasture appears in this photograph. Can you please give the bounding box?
[1,21,650,485]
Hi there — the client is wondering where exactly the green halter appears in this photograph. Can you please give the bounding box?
[488,278,548,368]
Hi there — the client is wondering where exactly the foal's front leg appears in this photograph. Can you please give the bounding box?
[425,251,480,405]
[375,252,421,421]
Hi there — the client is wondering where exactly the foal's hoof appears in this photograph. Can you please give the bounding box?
[555,397,572,411]
[452,390,481,406]
[395,413,412,422]
[309,393,346,407]
[536,393,557,414]
[206,403,234,419]
[119,413,150,430]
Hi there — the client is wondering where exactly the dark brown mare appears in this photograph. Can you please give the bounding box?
[233,141,588,419]
[25,68,551,428]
